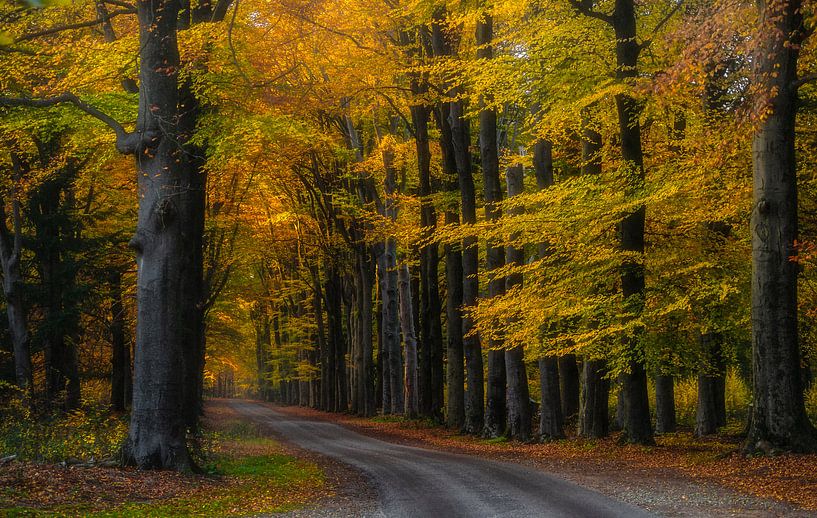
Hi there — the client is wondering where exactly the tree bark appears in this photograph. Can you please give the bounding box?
[449,97,484,434]
[579,360,609,438]
[382,146,404,414]
[0,157,32,396]
[655,374,676,434]
[558,355,580,422]
[504,163,531,441]
[612,0,652,445]
[476,12,506,438]
[531,140,565,439]
[431,9,464,429]
[399,264,419,417]
[746,0,817,453]
[122,0,196,470]
[576,117,608,438]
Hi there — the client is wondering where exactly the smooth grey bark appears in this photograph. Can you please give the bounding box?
[354,245,375,416]
[579,360,609,438]
[504,164,531,441]
[399,264,419,417]
[431,7,464,430]
[449,97,484,435]
[122,0,194,471]
[746,0,817,453]
[382,146,404,414]
[611,0,653,445]
[531,141,564,440]
[377,250,392,414]
[576,119,608,439]
[0,156,32,395]
[696,330,725,436]
[558,355,580,422]
[411,91,443,419]
[477,12,506,439]
[654,374,676,434]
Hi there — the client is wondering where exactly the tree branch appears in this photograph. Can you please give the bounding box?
[639,0,684,51]
[567,0,614,24]
[0,93,151,155]
[792,72,817,91]
[14,8,135,43]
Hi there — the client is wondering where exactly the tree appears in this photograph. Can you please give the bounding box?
[745,0,817,453]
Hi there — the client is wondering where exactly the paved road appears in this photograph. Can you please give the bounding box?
[229,400,654,518]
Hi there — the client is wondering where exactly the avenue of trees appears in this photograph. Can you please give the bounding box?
[1,0,817,470]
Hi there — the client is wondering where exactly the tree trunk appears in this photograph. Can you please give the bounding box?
[0,161,32,396]
[580,360,609,438]
[539,358,564,440]
[122,0,195,470]
[449,98,483,435]
[476,12,505,438]
[576,119,608,438]
[504,164,531,441]
[655,374,676,434]
[399,264,419,417]
[110,269,132,411]
[612,0,652,445]
[377,250,392,414]
[416,113,445,421]
[431,7,465,430]
[558,355,580,422]
[531,140,565,439]
[382,146,404,414]
[746,0,816,452]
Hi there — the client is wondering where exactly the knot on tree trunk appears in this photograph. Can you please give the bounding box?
[154,197,177,230]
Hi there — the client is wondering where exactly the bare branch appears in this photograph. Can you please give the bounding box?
[14,8,135,43]
[640,0,684,51]
[567,0,614,25]
[0,93,149,154]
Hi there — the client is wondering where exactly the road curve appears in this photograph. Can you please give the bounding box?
[229,400,654,518]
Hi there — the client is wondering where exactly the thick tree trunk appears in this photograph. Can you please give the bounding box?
[504,164,531,441]
[539,358,564,440]
[355,245,375,416]
[655,374,676,434]
[576,119,608,438]
[476,13,505,438]
[746,0,816,452]
[122,0,195,470]
[449,98,484,434]
[579,360,609,438]
[381,147,404,414]
[558,355,580,422]
[696,331,726,435]
[377,250,392,414]
[399,264,419,417]
[612,0,652,445]
[431,7,464,430]
[531,141,565,439]
[415,105,444,420]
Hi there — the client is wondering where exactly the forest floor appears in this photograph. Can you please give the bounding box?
[264,402,817,517]
[0,400,355,517]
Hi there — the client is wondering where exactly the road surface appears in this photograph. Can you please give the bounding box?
[229,400,654,518]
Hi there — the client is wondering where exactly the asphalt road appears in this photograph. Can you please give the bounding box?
[229,400,654,518]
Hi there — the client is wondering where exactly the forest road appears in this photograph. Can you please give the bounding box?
[229,400,655,518]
